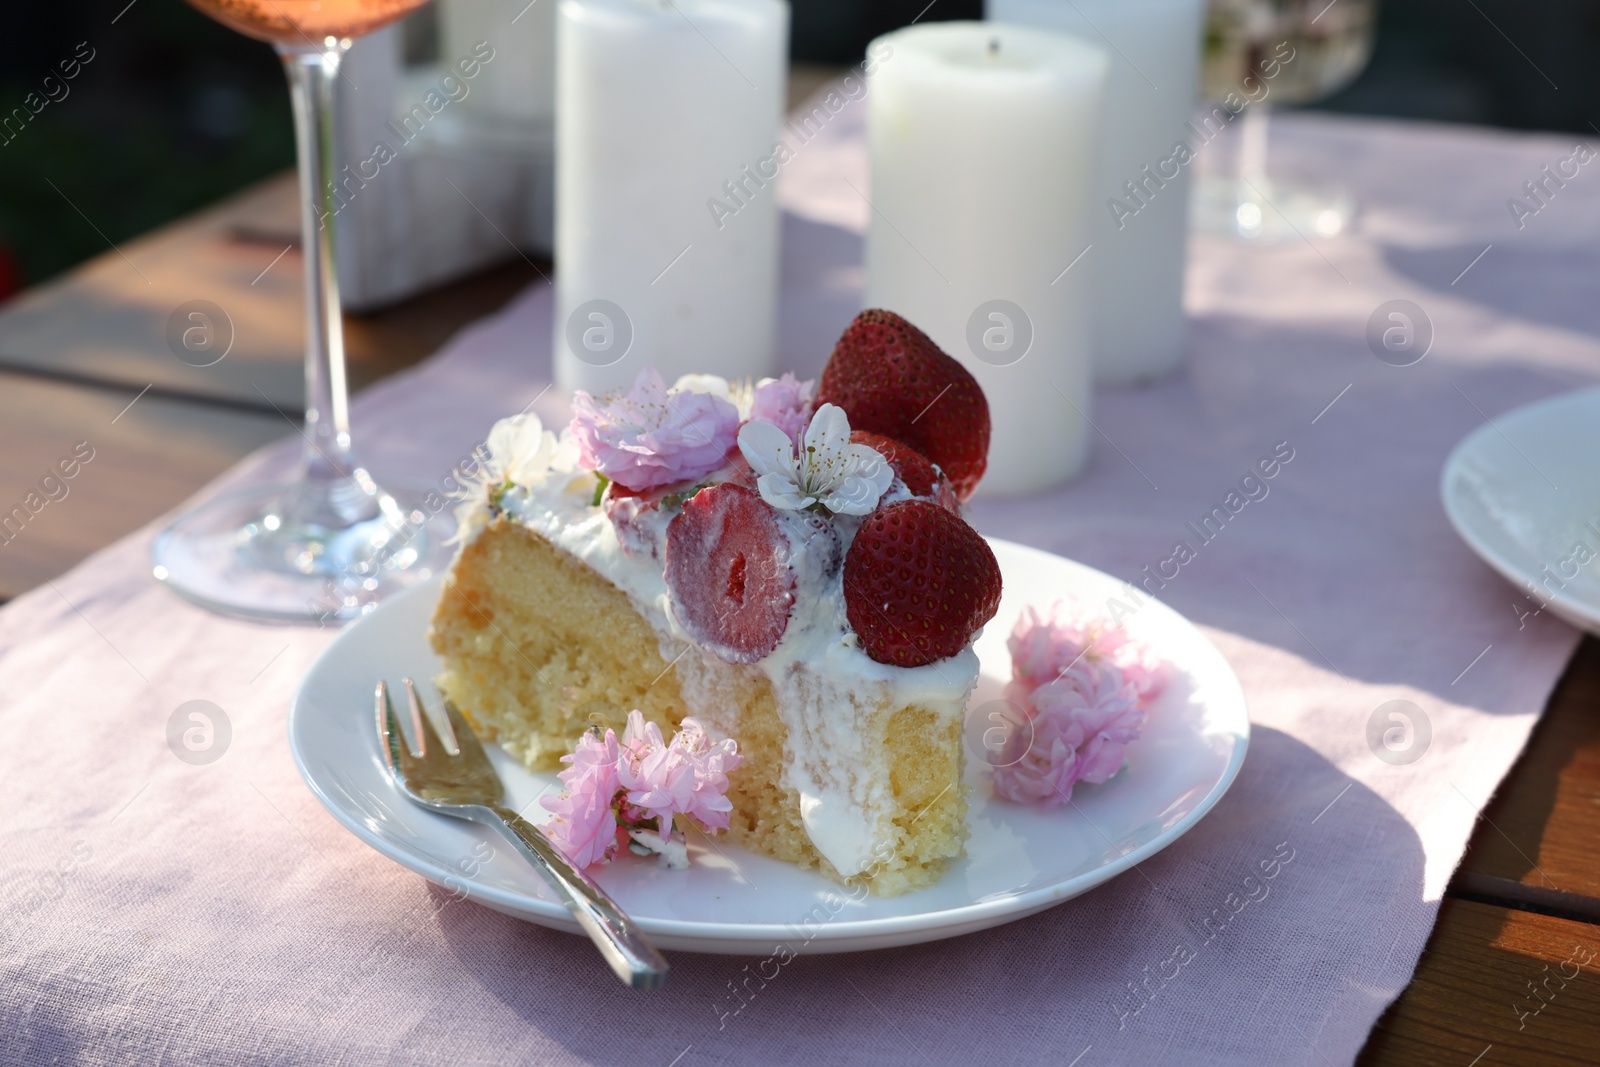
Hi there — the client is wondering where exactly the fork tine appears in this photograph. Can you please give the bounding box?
[375,681,399,770]
[415,678,461,756]
[441,699,490,764]
[375,677,428,772]
[404,677,465,759]
[379,680,429,788]
[391,676,423,757]
[402,677,437,757]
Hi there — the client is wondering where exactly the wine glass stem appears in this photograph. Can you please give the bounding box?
[280,42,355,486]
[1237,103,1270,190]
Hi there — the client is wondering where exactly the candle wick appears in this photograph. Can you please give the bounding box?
[988,38,1000,56]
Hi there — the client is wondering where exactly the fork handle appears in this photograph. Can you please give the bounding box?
[485,804,671,990]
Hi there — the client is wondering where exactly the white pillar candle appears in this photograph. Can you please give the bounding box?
[440,0,558,123]
[555,0,788,393]
[989,0,1203,385]
[864,22,1108,495]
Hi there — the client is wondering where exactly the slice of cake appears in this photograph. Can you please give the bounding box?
[429,311,999,896]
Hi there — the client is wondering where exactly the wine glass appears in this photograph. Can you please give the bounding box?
[153,0,446,622]
[1193,0,1379,241]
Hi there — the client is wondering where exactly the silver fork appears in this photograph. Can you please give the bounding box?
[376,678,669,990]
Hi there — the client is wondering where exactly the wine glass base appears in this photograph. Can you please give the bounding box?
[151,479,456,624]
[1192,174,1355,244]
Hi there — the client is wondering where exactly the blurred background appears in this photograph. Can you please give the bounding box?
[0,0,1589,302]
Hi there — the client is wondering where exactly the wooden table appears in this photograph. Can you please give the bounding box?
[3,161,1597,1067]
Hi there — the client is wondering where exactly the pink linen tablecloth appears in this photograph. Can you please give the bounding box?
[3,97,1598,1066]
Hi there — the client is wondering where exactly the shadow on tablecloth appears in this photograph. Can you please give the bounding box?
[415,728,1421,1067]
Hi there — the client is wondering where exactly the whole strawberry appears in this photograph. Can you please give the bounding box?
[844,500,1001,668]
[665,483,795,663]
[818,309,989,501]
[850,430,959,514]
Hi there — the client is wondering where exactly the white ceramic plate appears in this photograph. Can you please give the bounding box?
[289,539,1250,955]
[1442,386,1600,635]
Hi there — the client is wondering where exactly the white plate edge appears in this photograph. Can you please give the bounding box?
[1439,386,1600,634]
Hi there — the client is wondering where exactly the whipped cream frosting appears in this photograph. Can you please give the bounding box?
[482,465,978,878]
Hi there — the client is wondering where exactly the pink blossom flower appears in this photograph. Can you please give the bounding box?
[570,368,739,492]
[617,711,743,832]
[1008,600,1168,703]
[747,373,815,444]
[616,711,680,829]
[540,727,623,869]
[991,661,1145,808]
[541,711,743,869]
[1105,639,1167,705]
[666,717,743,831]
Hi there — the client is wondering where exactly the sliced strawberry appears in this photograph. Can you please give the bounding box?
[844,500,1001,668]
[819,310,989,501]
[849,430,959,514]
[603,481,671,559]
[665,484,795,664]
[603,495,657,560]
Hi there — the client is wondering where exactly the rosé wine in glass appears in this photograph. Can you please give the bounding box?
[184,0,431,44]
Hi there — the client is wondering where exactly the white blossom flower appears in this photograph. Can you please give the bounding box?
[548,428,581,476]
[737,403,892,515]
[486,412,562,486]
[449,412,564,543]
